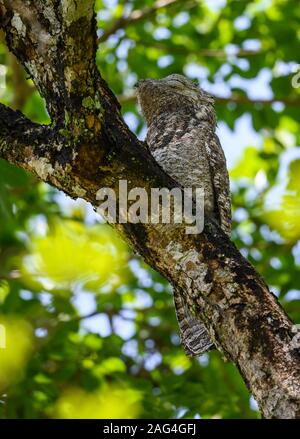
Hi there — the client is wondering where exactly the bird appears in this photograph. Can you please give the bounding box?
[136,74,231,356]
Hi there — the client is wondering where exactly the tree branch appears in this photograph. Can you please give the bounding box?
[0,1,299,419]
[131,39,262,58]
[0,102,75,186]
[217,95,300,107]
[98,0,197,43]
[0,102,50,155]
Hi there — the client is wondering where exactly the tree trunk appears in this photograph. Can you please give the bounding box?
[0,0,299,419]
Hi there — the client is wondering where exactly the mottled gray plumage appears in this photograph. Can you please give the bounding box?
[137,74,231,356]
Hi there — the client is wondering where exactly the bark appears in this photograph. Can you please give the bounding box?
[0,0,299,419]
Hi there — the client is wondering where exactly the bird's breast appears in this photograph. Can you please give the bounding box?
[147,116,216,215]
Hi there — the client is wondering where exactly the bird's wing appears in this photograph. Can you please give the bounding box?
[206,133,232,236]
[173,287,214,356]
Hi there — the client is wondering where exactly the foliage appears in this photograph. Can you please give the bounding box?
[0,0,299,419]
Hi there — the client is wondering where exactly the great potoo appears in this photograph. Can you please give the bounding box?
[137,74,232,356]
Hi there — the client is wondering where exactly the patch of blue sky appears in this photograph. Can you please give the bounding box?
[284,289,300,301]
[129,259,153,288]
[242,39,261,51]
[292,241,300,266]
[234,15,251,31]
[153,27,171,40]
[82,313,112,337]
[203,0,226,12]
[124,112,139,132]
[157,55,174,68]
[72,291,96,316]
[116,39,133,59]
[113,314,135,339]
[144,352,162,370]
[173,12,190,28]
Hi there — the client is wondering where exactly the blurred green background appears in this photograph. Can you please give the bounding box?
[0,0,300,419]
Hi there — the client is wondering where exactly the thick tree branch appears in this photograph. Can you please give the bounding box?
[0,102,50,154]
[0,102,78,189]
[0,1,299,419]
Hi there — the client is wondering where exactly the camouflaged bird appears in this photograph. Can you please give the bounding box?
[137,74,231,356]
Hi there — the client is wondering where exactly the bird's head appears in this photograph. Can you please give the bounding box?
[136,74,215,125]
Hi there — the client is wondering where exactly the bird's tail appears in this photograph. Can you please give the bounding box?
[173,287,214,356]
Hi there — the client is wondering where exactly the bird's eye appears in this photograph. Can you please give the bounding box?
[167,80,184,88]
